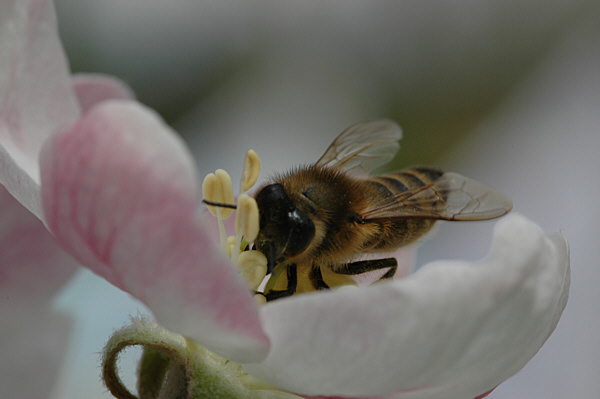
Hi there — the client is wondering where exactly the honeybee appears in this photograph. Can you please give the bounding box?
[254,120,513,301]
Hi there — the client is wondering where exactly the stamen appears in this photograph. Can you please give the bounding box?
[232,194,259,263]
[228,235,251,257]
[237,250,268,290]
[202,173,228,254]
[202,173,220,217]
[227,236,238,257]
[241,149,261,192]
[202,150,268,299]
[215,169,234,219]
[235,194,260,243]
[253,294,267,305]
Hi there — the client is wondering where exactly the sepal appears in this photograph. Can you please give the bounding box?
[102,317,299,399]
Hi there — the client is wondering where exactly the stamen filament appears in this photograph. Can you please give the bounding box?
[232,234,243,264]
[216,207,229,256]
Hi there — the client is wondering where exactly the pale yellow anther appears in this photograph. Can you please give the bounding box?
[227,236,238,257]
[238,250,268,290]
[202,173,219,217]
[215,169,234,219]
[234,194,260,243]
[254,293,267,306]
[241,149,261,191]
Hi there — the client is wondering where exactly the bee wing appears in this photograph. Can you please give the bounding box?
[315,120,402,176]
[361,172,513,221]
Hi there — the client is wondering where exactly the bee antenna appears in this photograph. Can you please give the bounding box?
[202,199,237,209]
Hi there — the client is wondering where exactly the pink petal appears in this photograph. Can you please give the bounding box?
[0,0,79,218]
[0,185,77,317]
[72,73,135,113]
[40,100,269,362]
[0,185,77,398]
[244,214,569,398]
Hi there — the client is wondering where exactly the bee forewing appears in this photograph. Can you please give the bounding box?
[361,172,512,222]
[436,172,513,220]
[315,120,402,175]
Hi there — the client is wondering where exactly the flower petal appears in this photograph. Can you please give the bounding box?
[72,73,135,112]
[0,185,77,318]
[244,214,569,398]
[0,0,79,218]
[40,100,269,362]
[0,185,77,399]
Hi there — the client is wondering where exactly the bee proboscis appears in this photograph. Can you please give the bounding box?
[253,120,513,301]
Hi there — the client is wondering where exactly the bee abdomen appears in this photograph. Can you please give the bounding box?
[364,167,442,201]
[377,167,443,192]
[360,167,443,251]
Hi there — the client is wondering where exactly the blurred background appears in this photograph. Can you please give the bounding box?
[50,1,599,398]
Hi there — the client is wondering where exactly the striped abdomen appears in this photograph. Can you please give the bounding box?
[358,167,444,252]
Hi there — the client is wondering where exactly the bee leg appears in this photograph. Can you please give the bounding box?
[265,263,298,301]
[336,257,398,280]
[379,259,397,280]
[309,266,330,291]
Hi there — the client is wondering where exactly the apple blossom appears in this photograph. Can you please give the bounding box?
[98,203,568,399]
[0,1,570,399]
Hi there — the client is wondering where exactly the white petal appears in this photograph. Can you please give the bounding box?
[244,214,569,399]
[0,186,78,311]
[0,184,77,398]
[0,0,79,218]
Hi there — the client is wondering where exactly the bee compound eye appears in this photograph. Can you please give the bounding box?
[255,183,315,258]
[285,208,315,257]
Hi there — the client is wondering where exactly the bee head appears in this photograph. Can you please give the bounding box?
[255,183,315,272]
